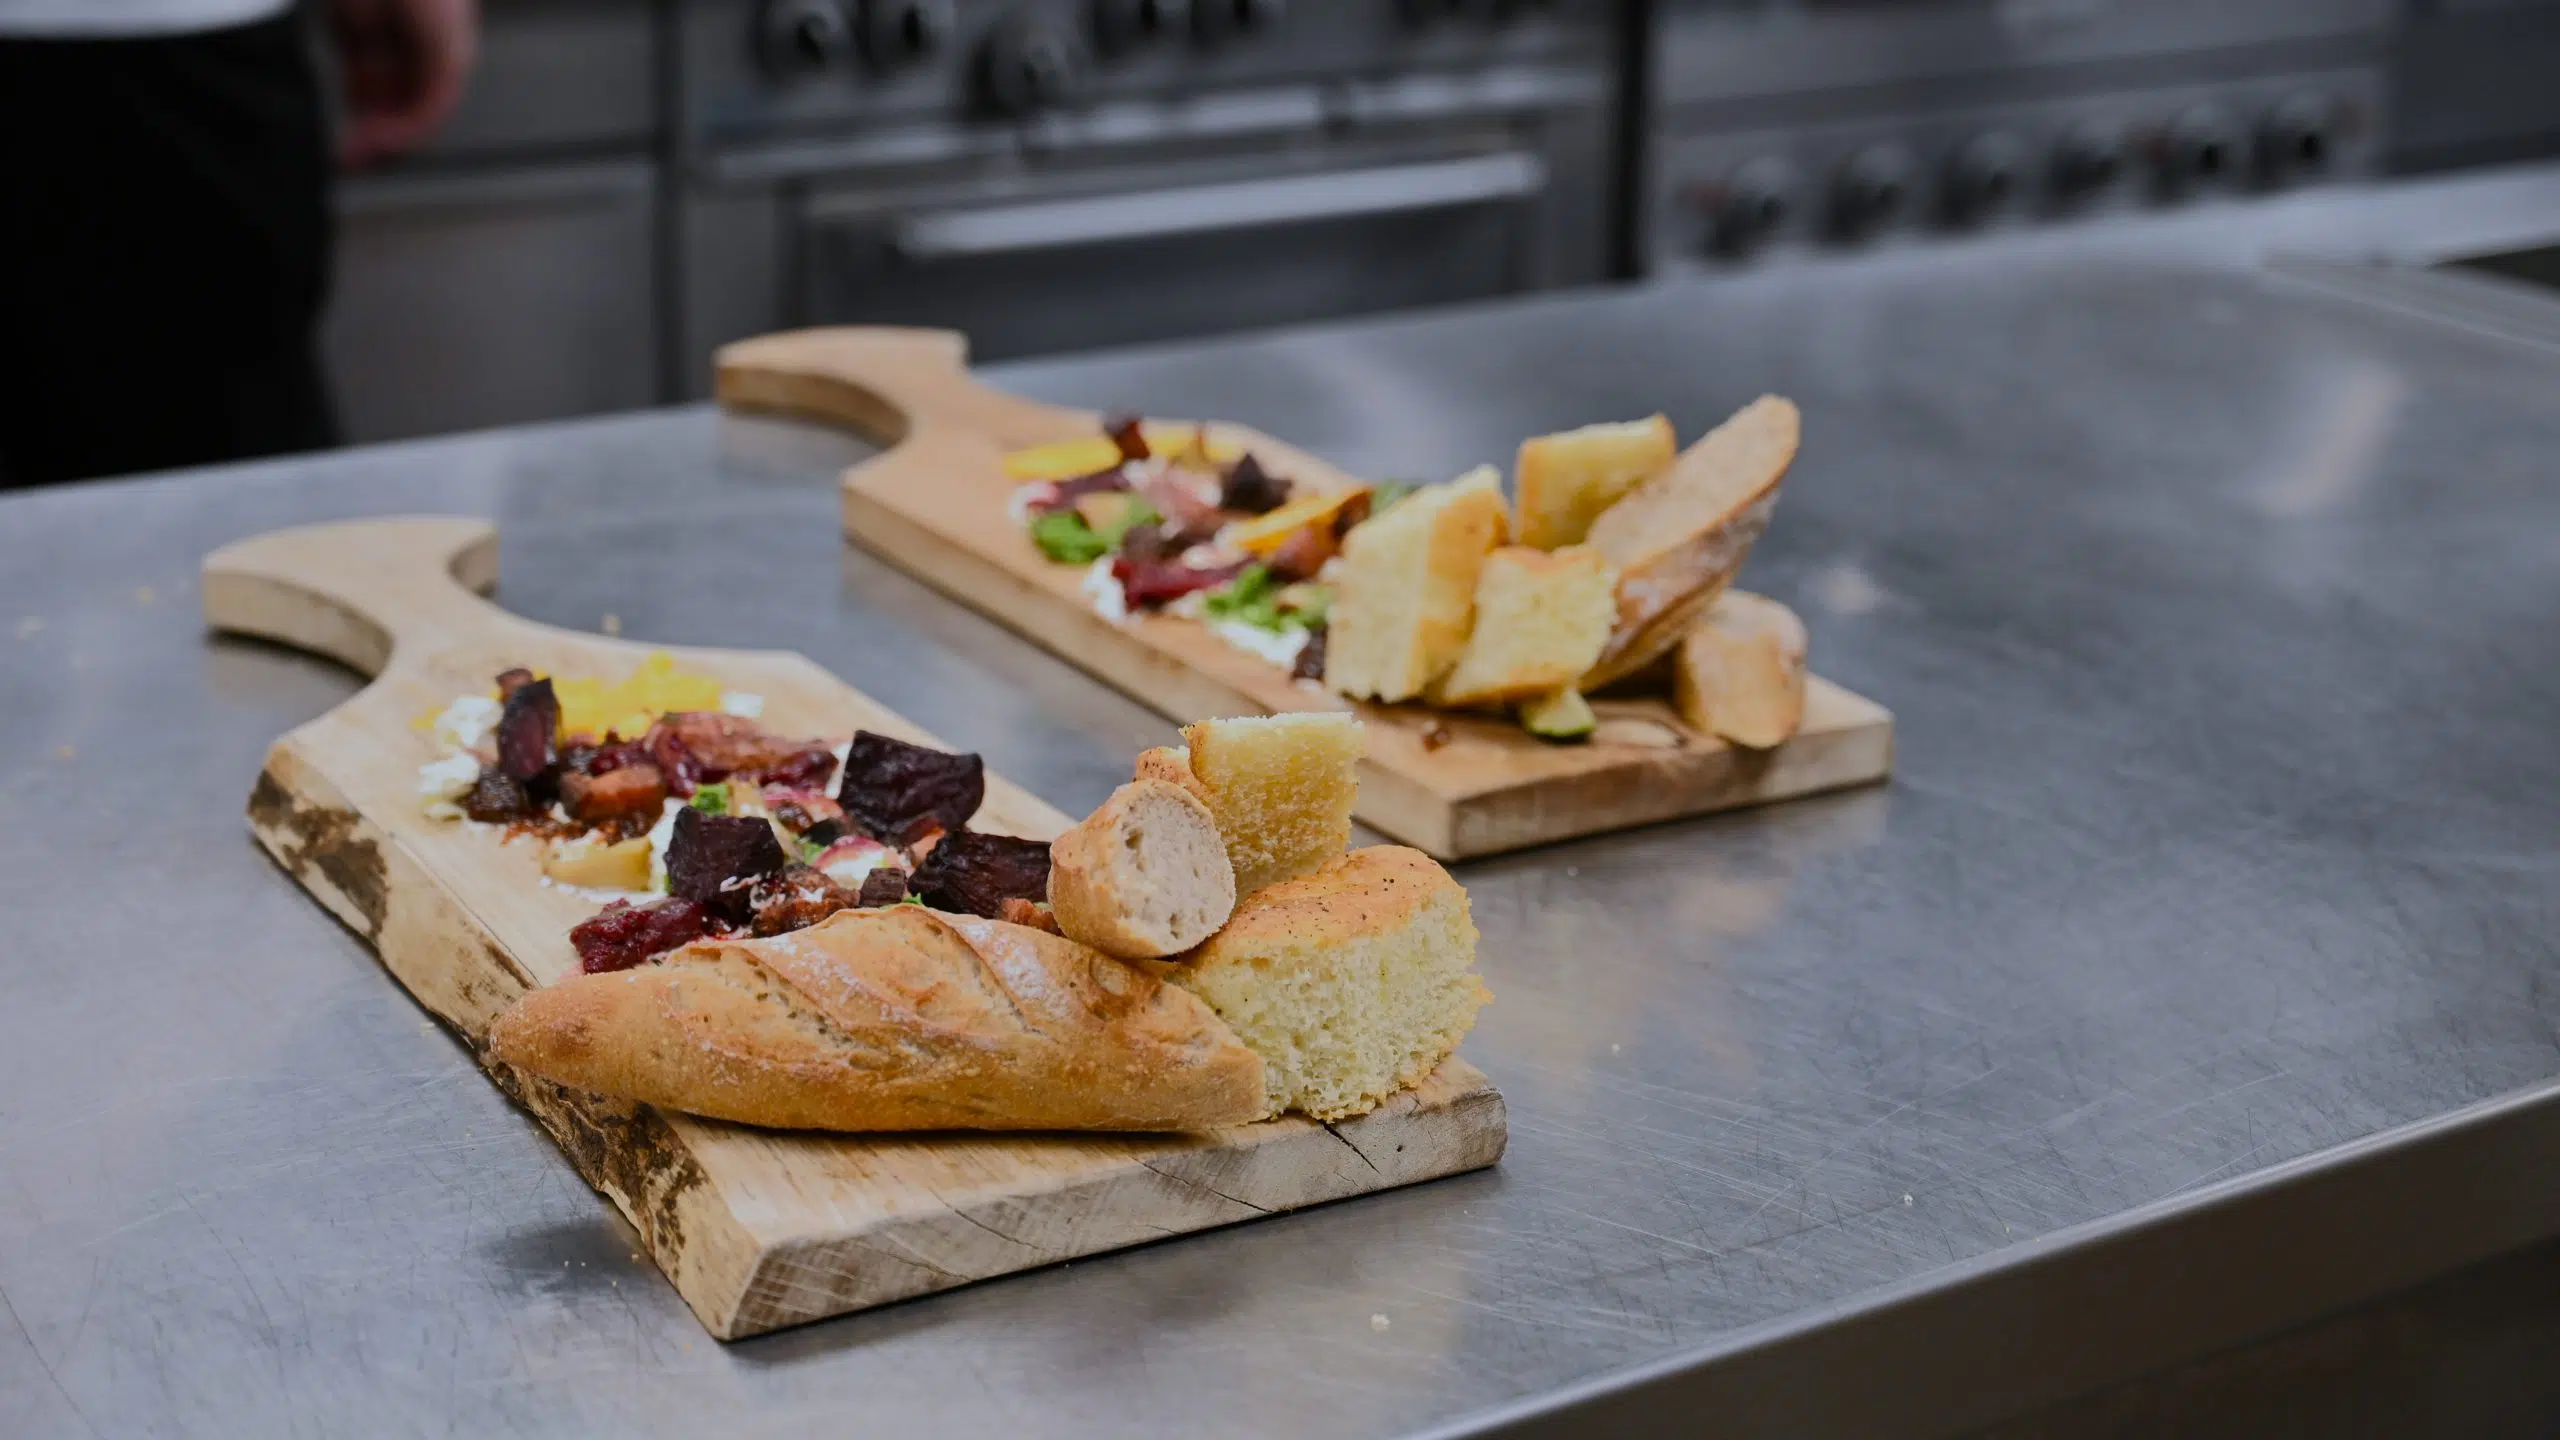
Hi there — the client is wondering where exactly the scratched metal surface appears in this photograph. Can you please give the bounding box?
[6,172,2560,1438]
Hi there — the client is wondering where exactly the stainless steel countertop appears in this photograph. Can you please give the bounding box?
[6,166,2560,1439]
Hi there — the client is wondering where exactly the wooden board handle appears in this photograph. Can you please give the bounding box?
[713,327,1096,451]
[203,516,512,677]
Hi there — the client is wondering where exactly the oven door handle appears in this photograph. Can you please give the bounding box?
[879,152,1547,262]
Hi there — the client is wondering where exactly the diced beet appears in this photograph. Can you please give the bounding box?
[857,869,911,908]
[1026,466,1132,517]
[1111,556,1247,611]
[463,766,534,823]
[836,732,984,845]
[1219,453,1291,514]
[663,807,788,923]
[753,745,838,792]
[909,829,1052,919]
[570,896,714,974]
[582,739,651,776]
[495,677,560,782]
[1104,413,1149,462]
[559,763,667,825]
[801,817,848,847]
[748,864,856,937]
[494,668,538,700]
[1291,620,1329,682]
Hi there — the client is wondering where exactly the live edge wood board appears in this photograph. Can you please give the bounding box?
[205,516,1505,1340]
[717,326,1894,860]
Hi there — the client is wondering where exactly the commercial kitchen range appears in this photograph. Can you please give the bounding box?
[325,0,2544,444]
[8,159,2560,1436]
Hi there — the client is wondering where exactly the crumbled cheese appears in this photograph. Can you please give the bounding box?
[1208,619,1309,671]
[817,840,894,889]
[719,690,765,718]
[1082,557,1130,624]
[1007,480,1060,526]
[645,797,683,893]
[417,750,482,820]
[430,695,501,751]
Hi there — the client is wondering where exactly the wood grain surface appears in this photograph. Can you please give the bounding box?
[716,326,1893,859]
[205,516,1506,1339]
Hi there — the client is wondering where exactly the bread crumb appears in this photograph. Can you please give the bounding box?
[601,613,622,635]
[133,586,157,606]
[1370,1313,1390,1332]
[55,744,74,762]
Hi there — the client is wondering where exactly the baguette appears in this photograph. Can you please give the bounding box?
[1047,779,1237,959]
[485,906,1267,1132]
[1674,590,1808,749]
[1581,395,1796,690]
[1163,846,1488,1121]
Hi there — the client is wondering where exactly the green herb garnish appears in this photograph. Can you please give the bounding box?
[1204,567,1331,635]
[1028,497,1161,564]
[1366,480,1421,518]
[688,782,730,815]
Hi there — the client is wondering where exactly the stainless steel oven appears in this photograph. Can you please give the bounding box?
[674,0,1619,389]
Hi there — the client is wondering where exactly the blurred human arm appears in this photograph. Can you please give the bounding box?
[329,0,478,167]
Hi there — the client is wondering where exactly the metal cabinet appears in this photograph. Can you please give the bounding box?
[324,160,660,443]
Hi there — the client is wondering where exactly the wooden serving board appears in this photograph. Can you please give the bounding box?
[205,516,1505,1340]
[716,327,1893,859]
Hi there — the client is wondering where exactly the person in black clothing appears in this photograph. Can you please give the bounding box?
[0,0,477,487]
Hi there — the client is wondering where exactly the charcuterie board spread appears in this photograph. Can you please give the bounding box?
[716,327,1893,860]
[207,517,1503,1340]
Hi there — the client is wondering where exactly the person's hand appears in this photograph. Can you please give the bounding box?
[330,0,480,168]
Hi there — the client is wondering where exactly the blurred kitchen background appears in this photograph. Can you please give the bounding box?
[327,0,2560,445]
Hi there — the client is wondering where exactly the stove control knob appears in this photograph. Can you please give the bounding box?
[1194,0,1284,42]
[980,17,1081,117]
[858,0,950,69]
[1831,144,1911,239]
[1713,157,1795,255]
[1092,0,1184,53]
[758,0,853,78]
[2050,121,2123,199]
[1942,130,2023,225]
[2157,103,2240,195]
[2259,92,2338,184]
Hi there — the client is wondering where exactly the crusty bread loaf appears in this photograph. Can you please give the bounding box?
[1134,744,1209,803]
[1324,466,1510,702]
[1048,779,1236,959]
[1515,415,1677,550]
[1582,395,1796,690]
[1674,589,1808,749]
[1428,545,1618,708]
[1163,846,1488,1121]
[485,906,1267,1132]
[1182,712,1364,895]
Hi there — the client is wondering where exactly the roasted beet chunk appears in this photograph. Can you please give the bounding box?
[1104,412,1149,462]
[494,676,560,782]
[1290,620,1329,682]
[644,712,831,797]
[559,763,668,826]
[1030,467,1133,517]
[570,896,713,973]
[909,829,1052,919]
[856,868,910,908]
[748,864,856,937]
[463,766,535,822]
[754,745,838,792]
[1111,556,1246,610]
[494,667,539,700]
[836,732,984,845]
[1219,453,1290,514]
[663,807,788,923]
